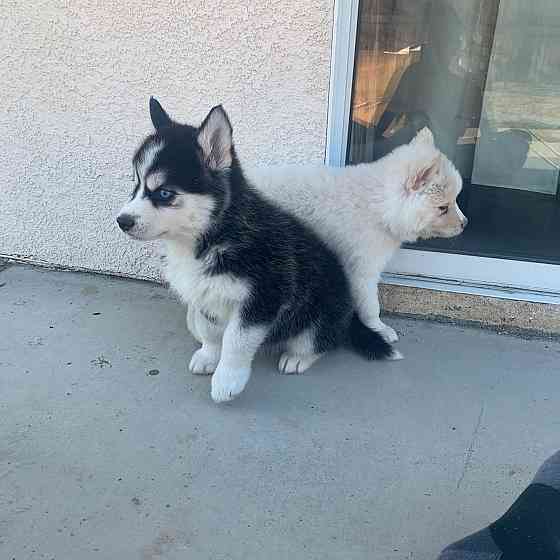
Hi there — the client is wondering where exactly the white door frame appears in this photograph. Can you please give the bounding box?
[325,0,360,168]
[325,0,560,304]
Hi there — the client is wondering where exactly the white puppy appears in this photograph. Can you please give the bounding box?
[190,128,467,345]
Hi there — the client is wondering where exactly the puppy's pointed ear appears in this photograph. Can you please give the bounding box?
[149,97,173,130]
[407,154,441,192]
[411,127,435,146]
[197,105,233,171]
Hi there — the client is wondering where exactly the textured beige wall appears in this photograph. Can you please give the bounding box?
[1,1,334,278]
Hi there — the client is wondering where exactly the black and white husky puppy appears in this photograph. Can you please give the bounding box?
[117,99,399,403]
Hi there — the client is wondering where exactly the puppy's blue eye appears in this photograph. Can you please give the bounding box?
[154,188,175,201]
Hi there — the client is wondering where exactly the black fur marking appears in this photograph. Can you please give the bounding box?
[134,130,225,204]
[130,183,140,200]
[134,99,396,360]
[348,315,394,360]
[130,168,140,200]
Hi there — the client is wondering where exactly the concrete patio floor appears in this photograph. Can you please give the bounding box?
[1,264,559,560]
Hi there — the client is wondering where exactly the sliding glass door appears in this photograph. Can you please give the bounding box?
[344,0,560,288]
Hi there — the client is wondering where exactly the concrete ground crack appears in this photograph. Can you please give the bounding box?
[457,403,485,489]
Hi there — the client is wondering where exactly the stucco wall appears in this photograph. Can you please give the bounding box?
[1,1,334,279]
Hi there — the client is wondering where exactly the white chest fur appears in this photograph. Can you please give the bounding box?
[164,241,249,323]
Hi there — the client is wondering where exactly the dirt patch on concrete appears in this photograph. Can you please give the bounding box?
[380,284,560,339]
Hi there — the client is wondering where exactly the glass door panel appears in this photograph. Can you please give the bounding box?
[348,0,560,265]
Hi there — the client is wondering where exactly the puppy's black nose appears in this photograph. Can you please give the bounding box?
[117,214,135,232]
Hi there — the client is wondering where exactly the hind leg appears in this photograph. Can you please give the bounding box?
[278,330,323,375]
[188,308,223,376]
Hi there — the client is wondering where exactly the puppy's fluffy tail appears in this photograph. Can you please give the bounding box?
[347,314,403,361]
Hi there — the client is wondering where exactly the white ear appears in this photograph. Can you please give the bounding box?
[406,154,441,193]
[412,127,435,146]
[197,105,233,171]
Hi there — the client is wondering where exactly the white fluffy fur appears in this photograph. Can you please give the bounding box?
[165,241,250,325]
[243,128,466,343]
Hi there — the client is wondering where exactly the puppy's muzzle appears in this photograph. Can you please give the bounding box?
[117,214,136,232]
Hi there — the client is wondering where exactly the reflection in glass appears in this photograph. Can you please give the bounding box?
[348,0,560,264]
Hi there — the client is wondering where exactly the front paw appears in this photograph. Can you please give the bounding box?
[211,366,251,403]
[189,347,219,375]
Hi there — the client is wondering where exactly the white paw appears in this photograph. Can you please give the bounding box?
[189,348,219,375]
[278,353,320,375]
[378,323,399,343]
[211,366,251,403]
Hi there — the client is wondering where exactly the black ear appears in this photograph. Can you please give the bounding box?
[149,97,172,130]
[197,105,233,171]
